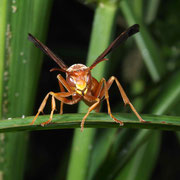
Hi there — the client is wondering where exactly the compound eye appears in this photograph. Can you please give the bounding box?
[67,76,76,87]
[69,77,74,83]
[86,74,91,83]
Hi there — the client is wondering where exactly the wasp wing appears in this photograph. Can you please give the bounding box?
[28,33,68,71]
[89,24,139,70]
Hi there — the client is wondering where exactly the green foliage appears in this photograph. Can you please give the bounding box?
[0,0,180,179]
[0,0,52,179]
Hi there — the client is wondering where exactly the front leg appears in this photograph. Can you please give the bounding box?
[99,78,124,125]
[58,79,65,115]
[31,91,80,126]
[100,76,144,123]
[57,74,72,92]
[57,74,73,114]
[81,95,100,131]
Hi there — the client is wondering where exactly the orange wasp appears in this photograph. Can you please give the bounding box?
[28,24,144,131]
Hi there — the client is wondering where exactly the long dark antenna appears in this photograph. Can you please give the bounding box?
[89,24,139,70]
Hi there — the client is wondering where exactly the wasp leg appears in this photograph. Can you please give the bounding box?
[81,95,100,132]
[31,91,74,126]
[100,78,124,126]
[57,74,74,115]
[100,76,144,123]
[58,79,65,115]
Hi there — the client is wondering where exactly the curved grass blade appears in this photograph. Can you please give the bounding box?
[0,113,180,132]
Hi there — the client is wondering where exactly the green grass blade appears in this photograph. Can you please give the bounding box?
[133,0,143,19]
[115,131,161,180]
[67,129,95,180]
[144,0,161,24]
[91,129,153,179]
[0,0,7,117]
[5,1,52,116]
[119,0,165,82]
[67,3,118,180]
[0,113,180,132]
[0,1,52,179]
[150,70,180,115]
[87,129,117,180]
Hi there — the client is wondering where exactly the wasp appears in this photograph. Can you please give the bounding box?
[28,24,144,131]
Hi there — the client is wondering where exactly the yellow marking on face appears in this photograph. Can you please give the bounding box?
[76,81,86,91]
[76,88,88,95]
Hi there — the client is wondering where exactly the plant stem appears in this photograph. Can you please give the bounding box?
[67,2,118,180]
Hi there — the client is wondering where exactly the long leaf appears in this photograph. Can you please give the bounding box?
[0,113,180,132]
[0,1,52,179]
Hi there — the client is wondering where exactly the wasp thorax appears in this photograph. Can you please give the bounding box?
[66,64,92,95]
